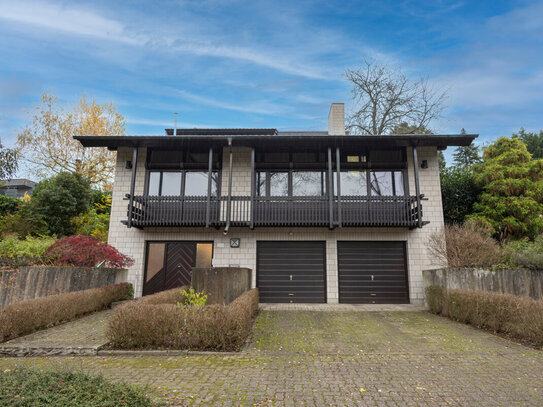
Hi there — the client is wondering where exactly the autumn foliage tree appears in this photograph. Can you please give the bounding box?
[468,137,543,239]
[16,91,125,190]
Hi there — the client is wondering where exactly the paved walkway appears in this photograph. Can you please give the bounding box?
[0,310,112,356]
[1,310,542,406]
[259,303,427,311]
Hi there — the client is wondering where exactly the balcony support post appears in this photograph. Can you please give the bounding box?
[127,147,138,228]
[412,145,423,228]
[327,147,334,229]
[205,147,213,227]
[250,148,255,229]
[224,138,233,234]
[336,147,342,228]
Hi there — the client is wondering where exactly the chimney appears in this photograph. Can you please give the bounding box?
[328,103,345,135]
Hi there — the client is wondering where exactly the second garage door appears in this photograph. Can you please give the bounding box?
[338,241,409,304]
[257,241,326,303]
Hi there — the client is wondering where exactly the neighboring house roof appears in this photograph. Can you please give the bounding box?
[75,131,478,151]
[0,179,37,188]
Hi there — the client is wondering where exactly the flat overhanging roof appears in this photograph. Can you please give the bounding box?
[74,131,478,151]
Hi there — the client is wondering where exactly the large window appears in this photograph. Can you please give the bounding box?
[147,171,219,196]
[257,171,326,197]
[370,170,405,196]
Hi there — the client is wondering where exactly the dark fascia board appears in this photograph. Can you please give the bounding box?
[74,133,478,151]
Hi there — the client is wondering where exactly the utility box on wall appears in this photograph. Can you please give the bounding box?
[191,267,252,305]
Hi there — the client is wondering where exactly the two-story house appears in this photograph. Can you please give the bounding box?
[75,103,477,304]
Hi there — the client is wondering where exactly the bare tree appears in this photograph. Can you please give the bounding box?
[345,60,447,135]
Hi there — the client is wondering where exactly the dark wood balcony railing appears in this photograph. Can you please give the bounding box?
[126,194,424,228]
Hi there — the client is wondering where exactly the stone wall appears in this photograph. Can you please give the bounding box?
[0,266,128,308]
[423,268,543,300]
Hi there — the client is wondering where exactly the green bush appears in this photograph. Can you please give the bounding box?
[0,235,57,266]
[0,201,49,239]
[107,288,259,351]
[0,368,160,406]
[179,287,207,307]
[0,194,19,217]
[0,282,133,342]
[426,286,543,346]
[32,172,92,236]
[507,235,543,270]
[71,209,110,242]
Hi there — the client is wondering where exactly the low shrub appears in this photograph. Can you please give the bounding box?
[428,221,505,268]
[44,235,134,268]
[179,287,207,307]
[426,286,543,346]
[505,235,543,270]
[0,282,133,342]
[107,288,259,351]
[0,234,57,266]
[138,286,189,305]
[0,368,160,406]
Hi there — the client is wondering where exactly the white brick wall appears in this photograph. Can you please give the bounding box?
[108,145,445,304]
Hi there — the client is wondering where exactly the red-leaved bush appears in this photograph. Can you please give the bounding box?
[44,235,134,268]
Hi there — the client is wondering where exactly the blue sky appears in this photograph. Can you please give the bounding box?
[1,0,542,170]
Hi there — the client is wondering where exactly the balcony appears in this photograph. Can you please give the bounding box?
[125,194,424,229]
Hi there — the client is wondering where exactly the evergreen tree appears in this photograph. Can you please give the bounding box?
[468,137,543,239]
[452,129,481,167]
[514,128,543,159]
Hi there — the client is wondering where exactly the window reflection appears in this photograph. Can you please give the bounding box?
[185,172,218,196]
[336,171,367,195]
[292,172,325,196]
[161,172,182,196]
[257,172,267,196]
[394,171,404,196]
[146,243,165,282]
[269,172,288,196]
[148,171,218,196]
[148,172,161,196]
[370,171,394,196]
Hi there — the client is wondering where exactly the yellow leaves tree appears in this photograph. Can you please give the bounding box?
[17,91,125,190]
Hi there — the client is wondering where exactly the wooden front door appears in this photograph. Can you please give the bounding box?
[164,243,196,289]
[143,241,213,296]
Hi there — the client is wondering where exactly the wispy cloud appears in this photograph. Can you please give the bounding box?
[0,0,332,79]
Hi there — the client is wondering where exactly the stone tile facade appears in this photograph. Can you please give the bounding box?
[108,145,446,304]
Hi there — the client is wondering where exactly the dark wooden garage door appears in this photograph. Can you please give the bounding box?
[257,241,326,303]
[338,241,409,304]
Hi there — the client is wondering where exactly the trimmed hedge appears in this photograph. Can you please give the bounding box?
[107,288,259,351]
[0,283,133,342]
[426,286,543,346]
[0,368,160,406]
[138,286,189,305]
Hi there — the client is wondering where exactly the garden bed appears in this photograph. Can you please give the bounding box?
[107,287,259,351]
[426,286,543,348]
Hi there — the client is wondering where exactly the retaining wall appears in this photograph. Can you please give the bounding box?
[0,266,128,308]
[423,268,543,300]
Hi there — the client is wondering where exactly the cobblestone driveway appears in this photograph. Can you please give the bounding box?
[1,310,542,406]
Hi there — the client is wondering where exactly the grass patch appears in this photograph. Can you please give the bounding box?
[426,286,543,347]
[0,368,161,406]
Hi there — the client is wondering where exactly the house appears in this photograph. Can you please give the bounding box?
[0,179,37,199]
[75,103,477,304]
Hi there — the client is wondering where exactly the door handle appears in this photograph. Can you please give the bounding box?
[289,274,293,281]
